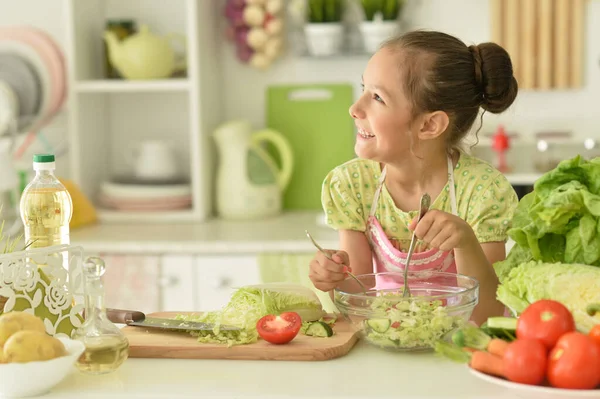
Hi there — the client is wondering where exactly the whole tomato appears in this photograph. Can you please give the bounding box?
[590,325,600,348]
[503,338,548,386]
[548,332,600,390]
[517,300,575,349]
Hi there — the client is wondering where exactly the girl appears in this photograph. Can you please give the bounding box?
[308,30,519,325]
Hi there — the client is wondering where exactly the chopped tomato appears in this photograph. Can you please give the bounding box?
[391,321,400,329]
[256,312,302,345]
[502,338,547,386]
[548,332,600,390]
[516,299,575,349]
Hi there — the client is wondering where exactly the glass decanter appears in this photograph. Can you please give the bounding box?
[73,256,129,374]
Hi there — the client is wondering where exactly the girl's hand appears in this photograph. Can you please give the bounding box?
[309,250,351,292]
[408,210,478,251]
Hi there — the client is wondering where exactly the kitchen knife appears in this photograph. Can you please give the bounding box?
[106,308,240,331]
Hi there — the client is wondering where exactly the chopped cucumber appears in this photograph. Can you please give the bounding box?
[366,318,391,333]
[304,321,334,337]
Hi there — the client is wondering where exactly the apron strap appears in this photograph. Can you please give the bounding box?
[447,155,458,216]
[370,157,457,218]
[369,167,387,217]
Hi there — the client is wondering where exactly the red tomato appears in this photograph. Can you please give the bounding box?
[517,300,575,349]
[256,312,301,345]
[548,332,600,390]
[503,338,547,385]
[589,325,600,348]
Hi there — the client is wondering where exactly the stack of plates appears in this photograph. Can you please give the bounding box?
[0,26,66,136]
[99,178,192,212]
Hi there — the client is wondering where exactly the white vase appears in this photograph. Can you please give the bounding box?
[303,23,344,56]
[359,20,399,53]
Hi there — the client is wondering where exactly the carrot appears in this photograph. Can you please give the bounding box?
[470,351,505,378]
[463,347,477,353]
[487,338,510,357]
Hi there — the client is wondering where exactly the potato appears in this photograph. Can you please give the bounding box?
[0,311,46,347]
[3,330,66,363]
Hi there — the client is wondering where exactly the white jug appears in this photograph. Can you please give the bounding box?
[213,120,293,220]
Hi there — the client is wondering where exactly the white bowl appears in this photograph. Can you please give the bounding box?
[469,368,600,398]
[0,337,85,398]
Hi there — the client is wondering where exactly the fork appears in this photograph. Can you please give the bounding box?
[402,193,431,298]
[305,230,368,294]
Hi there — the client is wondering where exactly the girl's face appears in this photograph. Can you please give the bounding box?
[349,48,418,163]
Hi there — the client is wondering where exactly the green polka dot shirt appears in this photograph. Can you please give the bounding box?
[321,153,519,249]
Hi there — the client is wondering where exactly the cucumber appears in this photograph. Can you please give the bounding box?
[366,318,391,333]
[481,317,517,341]
[304,321,334,337]
[487,317,517,331]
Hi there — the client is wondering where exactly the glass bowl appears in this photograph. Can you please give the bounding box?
[334,271,479,352]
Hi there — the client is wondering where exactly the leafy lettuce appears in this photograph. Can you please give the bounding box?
[494,155,600,281]
[497,260,600,333]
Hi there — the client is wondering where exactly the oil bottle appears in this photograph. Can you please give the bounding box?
[19,154,73,250]
[73,257,129,374]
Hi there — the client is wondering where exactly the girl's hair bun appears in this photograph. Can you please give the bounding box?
[469,43,518,114]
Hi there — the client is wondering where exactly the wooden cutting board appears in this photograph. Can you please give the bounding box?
[122,312,359,361]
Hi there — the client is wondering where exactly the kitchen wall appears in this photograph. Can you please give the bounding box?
[221,0,600,146]
[3,0,600,174]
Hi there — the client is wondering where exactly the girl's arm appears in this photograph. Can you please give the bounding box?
[454,240,507,325]
[339,230,374,276]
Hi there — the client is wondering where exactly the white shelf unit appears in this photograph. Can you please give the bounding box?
[62,0,222,223]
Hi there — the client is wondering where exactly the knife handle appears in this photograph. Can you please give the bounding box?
[106,308,146,324]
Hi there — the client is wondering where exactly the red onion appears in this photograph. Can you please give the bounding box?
[230,8,246,28]
[236,42,254,63]
[235,27,249,45]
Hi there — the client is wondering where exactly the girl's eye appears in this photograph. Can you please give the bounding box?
[373,94,384,103]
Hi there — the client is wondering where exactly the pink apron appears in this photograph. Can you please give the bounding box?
[366,156,458,290]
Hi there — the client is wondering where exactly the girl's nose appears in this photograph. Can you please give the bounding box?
[349,100,364,119]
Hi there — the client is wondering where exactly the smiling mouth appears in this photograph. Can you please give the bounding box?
[357,127,375,139]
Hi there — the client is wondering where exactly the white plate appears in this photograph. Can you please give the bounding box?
[0,80,19,136]
[0,40,52,135]
[0,54,40,129]
[469,368,600,399]
[100,180,192,200]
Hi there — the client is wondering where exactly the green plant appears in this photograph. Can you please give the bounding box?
[361,0,404,21]
[0,205,25,254]
[307,0,344,23]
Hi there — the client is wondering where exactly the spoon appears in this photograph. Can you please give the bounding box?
[305,230,368,294]
[402,193,431,298]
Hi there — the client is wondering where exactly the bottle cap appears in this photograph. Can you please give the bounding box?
[33,154,56,171]
[33,154,55,163]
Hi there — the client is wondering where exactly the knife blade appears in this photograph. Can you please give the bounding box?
[106,308,240,331]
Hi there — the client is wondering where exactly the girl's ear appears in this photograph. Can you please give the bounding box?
[417,111,450,141]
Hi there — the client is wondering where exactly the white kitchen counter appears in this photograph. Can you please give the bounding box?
[71,211,515,255]
[71,211,338,254]
[46,341,512,399]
